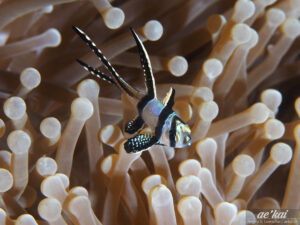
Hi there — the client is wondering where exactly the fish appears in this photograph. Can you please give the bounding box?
[73,25,192,153]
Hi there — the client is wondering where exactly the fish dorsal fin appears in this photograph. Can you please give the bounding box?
[73,26,143,99]
[163,87,175,108]
[130,27,156,99]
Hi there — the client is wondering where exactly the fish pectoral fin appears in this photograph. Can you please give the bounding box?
[155,142,166,146]
[125,116,144,134]
[124,133,158,153]
[162,87,175,108]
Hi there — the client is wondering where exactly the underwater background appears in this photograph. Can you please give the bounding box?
[0,0,300,224]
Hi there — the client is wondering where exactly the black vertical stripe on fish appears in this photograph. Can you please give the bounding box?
[154,88,176,139]
[73,26,143,99]
[174,114,185,124]
[130,27,156,99]
[169,116,177,147]
[155,108,174,140]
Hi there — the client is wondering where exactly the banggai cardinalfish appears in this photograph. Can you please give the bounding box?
[73,26,192,153]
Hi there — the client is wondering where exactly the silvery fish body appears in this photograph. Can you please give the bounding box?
[142,99,164,129]
[73,26,192,153]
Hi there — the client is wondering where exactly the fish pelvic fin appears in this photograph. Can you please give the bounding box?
[125,116,144,134]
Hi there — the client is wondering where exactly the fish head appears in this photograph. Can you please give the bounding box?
[173,118,192,148]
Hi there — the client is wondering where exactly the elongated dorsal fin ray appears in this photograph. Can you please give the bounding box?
[76,59,115,84]
[73,25,143,99]
[163,87,175,109]
[130,27,156,99]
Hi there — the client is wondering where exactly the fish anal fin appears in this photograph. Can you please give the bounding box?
[124,133,158,153]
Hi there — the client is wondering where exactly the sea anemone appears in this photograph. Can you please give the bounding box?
[0,0,300,224]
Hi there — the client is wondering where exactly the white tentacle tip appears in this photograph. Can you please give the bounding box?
[20,67,41,90]
[40,117,61,139]
[260,89,282,112]
[203,58,223,79]
[249,103,270,124]
[168,56,188,77]
[43,5,54,13]
[176,175,202,196]
[266,8,286,27]
[143,20,163,41]
[179,159,202,176]
[281,18,300,38]
[7,130,31,154]
[233,154,255,177]
[36,157,57,176]
[199,101,219,121]
[77,79,100,98]
[103,7,125,29]
[178,196,202,217]
[4,96,26,120]
[232,0,255,22]
[16,214,38,225]
[270,143,292,165]
[45,28,61,47]
[38,198,62,222]
[231,23,251,44]
[196,138,217,154]
[0,169,13,192]
[264,119,285,140]
[71,97,94,121]
[150,184,173,207]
